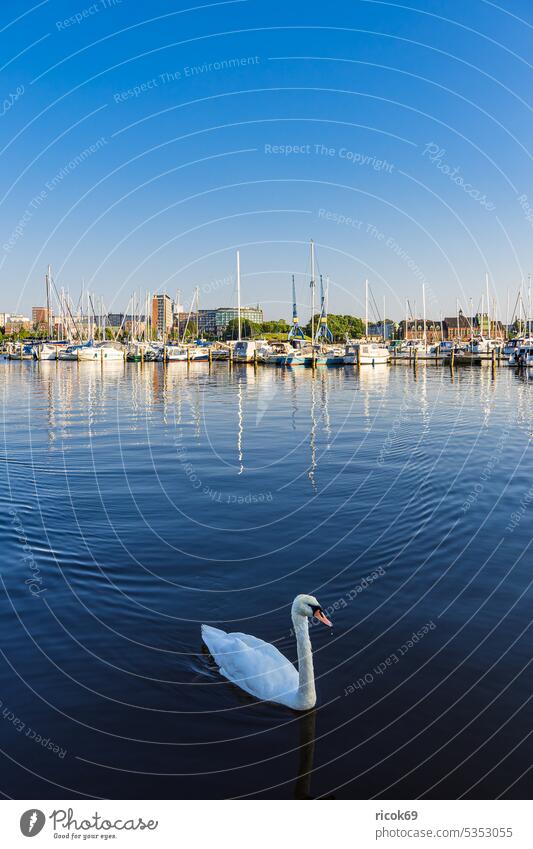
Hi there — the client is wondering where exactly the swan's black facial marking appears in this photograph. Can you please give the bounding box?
[310,604,322,616]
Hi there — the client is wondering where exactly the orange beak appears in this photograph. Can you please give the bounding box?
[314,609,333,627]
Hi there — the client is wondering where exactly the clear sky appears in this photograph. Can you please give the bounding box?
[1,0,532,323]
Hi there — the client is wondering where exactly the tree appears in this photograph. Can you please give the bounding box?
[224,318,262,339]
[260,319,290,334]
[303,313,365,341]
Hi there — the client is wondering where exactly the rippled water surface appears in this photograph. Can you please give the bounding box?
[1,359,532,799]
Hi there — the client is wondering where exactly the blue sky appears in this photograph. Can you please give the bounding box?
[1,0,532,323]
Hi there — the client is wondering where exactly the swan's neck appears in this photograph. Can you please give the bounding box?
[292,615,316,708]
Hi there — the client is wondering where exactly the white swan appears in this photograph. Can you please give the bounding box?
[201,595,332,710]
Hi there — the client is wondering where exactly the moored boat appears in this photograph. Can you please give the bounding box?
[509,344,533,367]
[344,341,389,365]
[78,341,124,361]
[32,341,68,360]
[233,339,257,363]
[164,344,189,361]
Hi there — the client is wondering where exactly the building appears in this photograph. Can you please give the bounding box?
[173,306,264,339]
[151,294,173,337]
[367,319,395,341]
[174,309,217,338]
[443,312,506,340]
[107,313,125,328]
[474,313,505,337]
[398,319,444,343]
[124,319,147,335]
[4,314,31,335]
[32,306,51,330]
[215,306,263,337]
[107,313,146,329]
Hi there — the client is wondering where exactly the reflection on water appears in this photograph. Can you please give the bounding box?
[294,709,317,800]
[1,359,532,799]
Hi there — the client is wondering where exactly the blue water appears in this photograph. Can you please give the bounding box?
[1,358,532,799]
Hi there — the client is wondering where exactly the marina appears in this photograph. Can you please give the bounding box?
[3,253,532,372]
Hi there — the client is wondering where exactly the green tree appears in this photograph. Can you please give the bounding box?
[260,319,290,334]
[224,318,262,339]
[303,313,364,341]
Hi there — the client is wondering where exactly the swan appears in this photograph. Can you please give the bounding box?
[201,595,332,710]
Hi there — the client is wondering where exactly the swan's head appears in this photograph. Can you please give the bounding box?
[292,594,332,626]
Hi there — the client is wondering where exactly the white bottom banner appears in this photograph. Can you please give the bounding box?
[0,800,530,847]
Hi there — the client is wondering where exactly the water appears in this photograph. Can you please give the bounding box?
[1,358,532,799]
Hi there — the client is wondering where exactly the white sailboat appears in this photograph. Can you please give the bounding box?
[344,279,389,365]
[78,340,124,361]
[232,250,258,363]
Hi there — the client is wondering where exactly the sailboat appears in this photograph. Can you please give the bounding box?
[344,279,389,365]
[32,266,68,359]
[466,276,504,358]
[232,251,260,363]
[314,275,344,365]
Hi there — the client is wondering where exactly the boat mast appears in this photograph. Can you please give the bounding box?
[196,286,200,339]
[405,297,408,341]
[422,283,427,348]
[46,265,53,339]
[383,294,386,343]
[365,279,369,338]
[485,272,490,337]
[527,274,531,339]
[310,239,315,343]
[236,249,241,342]
[506,289,510,337]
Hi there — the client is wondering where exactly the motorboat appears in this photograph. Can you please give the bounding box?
[164,345,189,361]
[258,341,294,364]
[59,342,88,360]
[77,340,124,361]
[32,341,68,360]
[7,342,34,360]
[509,344,533,368]
[233,340,256,363]
[390,339,430,359]
[439,340,467,359]
[344,341,389,365]
[320,346,346,366]
[469,336,502,355]
[282,350,307,366]
[503,337,533,358]
[126,340,153,361]
[210,345,230,361]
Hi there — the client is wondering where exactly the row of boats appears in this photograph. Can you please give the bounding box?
[5,334,533,367]
[4,337,387,365]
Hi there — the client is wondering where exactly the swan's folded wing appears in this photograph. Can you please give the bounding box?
[202,626,298,704]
